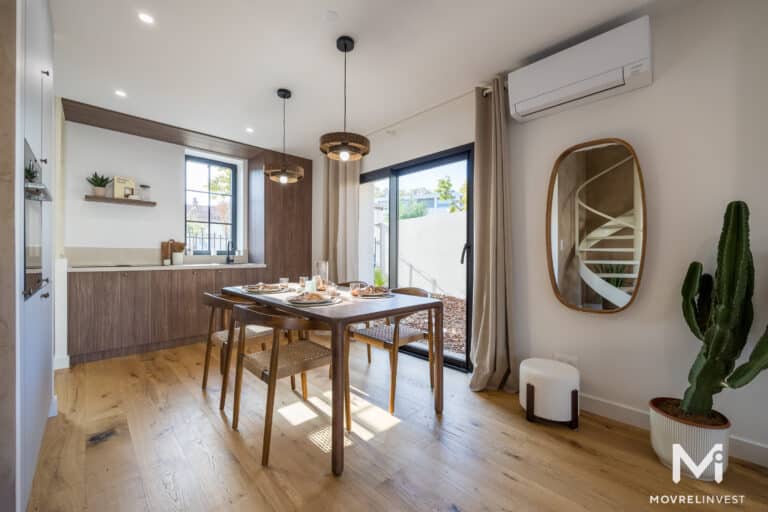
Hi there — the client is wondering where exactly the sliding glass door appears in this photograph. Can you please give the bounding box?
[361,144,473,370]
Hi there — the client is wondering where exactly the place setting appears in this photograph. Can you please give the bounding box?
[348,283,394,299]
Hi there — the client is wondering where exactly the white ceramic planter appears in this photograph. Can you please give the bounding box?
[649,397,731,481]
[92,186,106,197]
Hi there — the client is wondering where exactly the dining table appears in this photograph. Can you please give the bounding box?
[222,284,444,476]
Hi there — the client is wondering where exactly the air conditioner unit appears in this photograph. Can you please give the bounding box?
[507,16,651,121]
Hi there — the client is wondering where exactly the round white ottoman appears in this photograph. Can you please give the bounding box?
[519,358,580,429]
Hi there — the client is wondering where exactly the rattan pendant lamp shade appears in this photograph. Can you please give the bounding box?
[319,36,370,162]
[265,88,304,184]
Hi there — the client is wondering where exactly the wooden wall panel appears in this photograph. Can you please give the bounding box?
[0,1,17,505]
[251,155,313,281]
[61,98,311,171]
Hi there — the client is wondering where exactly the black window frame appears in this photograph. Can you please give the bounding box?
[361,143,474,372]
[184,155,238,256]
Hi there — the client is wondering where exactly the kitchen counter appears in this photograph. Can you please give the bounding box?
[68,262,267,272]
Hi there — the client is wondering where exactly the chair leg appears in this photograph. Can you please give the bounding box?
[287,330,296,391]
[232,353,245,430]
[219,320,237,411]
[344,332,352,431]
[202,307,216,389]
[262,373,278,467]
[427,339,435,390]
[427,310,435,389]
[366,344,372,364]
[389,346,399,414]
[301,372,308,400]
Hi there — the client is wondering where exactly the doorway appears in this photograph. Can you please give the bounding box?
[360,144,473,371]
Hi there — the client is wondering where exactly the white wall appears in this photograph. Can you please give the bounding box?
[509,0,768,463]
[62,122,246,256]
[63,122,186,248]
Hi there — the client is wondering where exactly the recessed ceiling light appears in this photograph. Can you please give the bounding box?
[138,12,155,25]
[114,89,127,98]
[245,127,254,133]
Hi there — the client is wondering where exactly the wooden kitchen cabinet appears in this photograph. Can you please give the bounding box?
[69,267,263,364]
[68,271,151,359]
[116,271,151,348]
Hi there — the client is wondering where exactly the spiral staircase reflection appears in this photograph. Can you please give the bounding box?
[576,154,641,308]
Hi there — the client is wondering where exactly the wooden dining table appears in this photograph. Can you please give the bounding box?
[222,285,444,476]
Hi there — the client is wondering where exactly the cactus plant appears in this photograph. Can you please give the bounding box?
[680,200,768,416]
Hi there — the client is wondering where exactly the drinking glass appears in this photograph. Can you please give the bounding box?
[326,282,338,297]
[313,274,323,290]
[314,260,329,285]
[279,277,289,285]
[349,282,361,295]
[298,276,308,288]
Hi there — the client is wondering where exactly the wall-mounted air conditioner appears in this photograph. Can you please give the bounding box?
[507,16,651,122]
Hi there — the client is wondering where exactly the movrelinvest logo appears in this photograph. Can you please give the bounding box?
[672,443,724,483]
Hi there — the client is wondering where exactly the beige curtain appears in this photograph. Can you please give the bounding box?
[323,157,360,283]
[469,77,515,391]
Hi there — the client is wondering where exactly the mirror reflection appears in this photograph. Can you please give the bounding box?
[547,139,645,312]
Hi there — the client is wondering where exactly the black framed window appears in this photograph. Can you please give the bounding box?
[185,156,237,255]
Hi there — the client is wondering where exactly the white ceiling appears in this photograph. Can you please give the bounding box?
[51,0,651,159]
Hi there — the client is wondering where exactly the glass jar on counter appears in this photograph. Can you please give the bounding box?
[139,184,151,201]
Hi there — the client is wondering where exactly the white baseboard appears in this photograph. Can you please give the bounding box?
[53,354,69,370]
[580,393,768,468]
[48,394,58,418]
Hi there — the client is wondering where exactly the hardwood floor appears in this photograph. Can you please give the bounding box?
[28,341,768,511]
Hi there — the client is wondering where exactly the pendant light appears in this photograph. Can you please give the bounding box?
[265,88,304,184]
[319,36,370,162]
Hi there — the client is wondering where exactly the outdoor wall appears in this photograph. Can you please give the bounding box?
[398,211,466,297]
[508,0,768,464]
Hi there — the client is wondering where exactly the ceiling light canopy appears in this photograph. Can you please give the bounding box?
[114,89,127,97]
[266,88,304,185]
[319,36,370,162]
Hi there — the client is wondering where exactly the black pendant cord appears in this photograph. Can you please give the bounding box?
[282,96,287,171]
[343,50,347,132]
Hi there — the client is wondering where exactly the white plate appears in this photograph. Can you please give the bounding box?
[243,285,287,294]
[287,296,343,307]
[358,293,394,299]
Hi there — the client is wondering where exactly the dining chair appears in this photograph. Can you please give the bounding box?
[348,287,435,418]
[201,292,274,411]
[231,304,350,467]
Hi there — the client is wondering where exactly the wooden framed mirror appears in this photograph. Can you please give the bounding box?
[546,138,646,313]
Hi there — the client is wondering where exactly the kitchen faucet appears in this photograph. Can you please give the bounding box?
[226,240,235,264]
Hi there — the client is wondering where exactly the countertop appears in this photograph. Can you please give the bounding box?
[68,262,268,273]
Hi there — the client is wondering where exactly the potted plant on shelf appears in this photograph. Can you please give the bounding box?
[86,172,112,197]
[25,161,38,183]
[649,200,768,481]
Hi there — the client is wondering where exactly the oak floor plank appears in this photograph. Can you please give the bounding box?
[28,341,768,512]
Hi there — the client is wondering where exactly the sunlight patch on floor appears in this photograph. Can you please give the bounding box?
[307,426,353,453]
[278,401,318,426]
